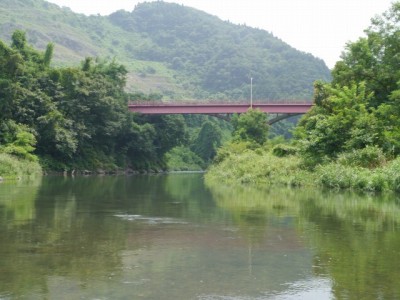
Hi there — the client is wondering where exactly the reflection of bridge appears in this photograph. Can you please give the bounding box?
[128,101,313,124]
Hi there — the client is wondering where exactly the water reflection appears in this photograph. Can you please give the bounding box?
[209,183,400,300]
[0,175,400,299]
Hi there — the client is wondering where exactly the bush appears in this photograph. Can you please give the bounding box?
[213,141,254,164]
[316,163,388,192]
[165,146,204,171]
[337,146,386,169]
[381,157,400,192]
[272,144,298,157]
[206,149,305,187]
[0,153,42,179]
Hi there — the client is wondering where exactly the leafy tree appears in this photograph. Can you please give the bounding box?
[231,109,269,145]
[332,2,400,107]
[191,121,222,162]
[0,121,37,161]
[144,115,188,156]
[0,30,190,170]
[43,42,54,67]
[295,82,384,159]
[296,2,400,163]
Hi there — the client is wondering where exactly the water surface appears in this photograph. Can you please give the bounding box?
[0,174,400,299]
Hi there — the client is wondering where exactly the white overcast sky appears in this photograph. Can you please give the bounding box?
[45,0,394,68]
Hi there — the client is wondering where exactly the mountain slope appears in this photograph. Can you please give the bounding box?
[0,0,331,99]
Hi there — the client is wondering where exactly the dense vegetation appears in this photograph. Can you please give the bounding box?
[0,31,194,174]
[0,0,330,99]
[206,2,400,193]
[109,2,330,99]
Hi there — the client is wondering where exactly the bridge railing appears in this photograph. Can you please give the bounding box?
[128,99,313,106]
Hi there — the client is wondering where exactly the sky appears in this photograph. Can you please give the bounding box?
[45,0,394,68]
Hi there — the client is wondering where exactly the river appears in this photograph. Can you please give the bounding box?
[0,174,400,299]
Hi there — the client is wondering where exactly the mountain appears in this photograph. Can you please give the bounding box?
[0,0,331,99]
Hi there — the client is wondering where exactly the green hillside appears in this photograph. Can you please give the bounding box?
[0,0,331,99]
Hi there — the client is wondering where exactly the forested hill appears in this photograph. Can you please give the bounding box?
[0,0,331,99]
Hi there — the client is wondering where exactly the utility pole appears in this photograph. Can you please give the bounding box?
[250,77,253,109]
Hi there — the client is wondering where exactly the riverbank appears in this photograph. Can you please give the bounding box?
[205,145,400,193]
[0,152,204,181]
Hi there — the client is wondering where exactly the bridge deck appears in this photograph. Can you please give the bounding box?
[128,102,313,114]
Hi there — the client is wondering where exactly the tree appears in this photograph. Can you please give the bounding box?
[332,2,400,107]
[231,109,269,145]
[295,82,383,160]
[192,121,222,162]
[295,2,400,162]
[145,115,188,156]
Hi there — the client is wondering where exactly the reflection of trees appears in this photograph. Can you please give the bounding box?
[209,183,400,300]
[0,176,128,298]
[0,178,42,225]
[303,191,400,300]
[209,184,307,279]
[4,175,400,299]
[210,184,302,244]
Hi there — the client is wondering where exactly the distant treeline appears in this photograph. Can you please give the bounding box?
[0,0,330,99]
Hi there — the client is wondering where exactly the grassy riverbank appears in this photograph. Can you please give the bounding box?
[205,144,400,193]
[0,154,42,180]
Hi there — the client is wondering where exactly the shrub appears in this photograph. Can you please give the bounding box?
[206,149,304,187]
[272,144,298,157]
[0,153,42,179]
[381,157,400,192]
[337,146,386,169]
[165,146,204,171]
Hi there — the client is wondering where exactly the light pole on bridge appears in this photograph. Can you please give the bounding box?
[250,77,253,109]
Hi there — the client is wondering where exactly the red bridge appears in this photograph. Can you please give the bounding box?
[128,101,313,124]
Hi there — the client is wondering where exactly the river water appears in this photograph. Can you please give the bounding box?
[0,173,400,299]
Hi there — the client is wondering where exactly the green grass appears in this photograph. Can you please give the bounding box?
[0,153,42,180]
[205,143,400,193]
[206,147,310,187]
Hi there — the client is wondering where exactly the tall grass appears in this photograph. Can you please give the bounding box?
[206,148,312,187]
[0,153,42,180]
[206,144,400,193]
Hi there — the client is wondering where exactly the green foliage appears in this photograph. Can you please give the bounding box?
[382,157,400,192]
[296,2,400,166]
[0,121,38,162]
[206,2,400,194]
[295,82,381,162]
[206,145,306,187]
[0,0,330,99]
[191,121,222,162]
[232,109,269,145]
[207,143,400,193]
[11,30,26,50]
[165,146,204,171]
[43,42,54,67]
[145,115,188,156]
[0,31,192,172]
[272,144,298,157]
[0,153,42,179]
[213,141,255,165]
[337,146,386,169]
[315,163,388,192]
[122,2,330,98]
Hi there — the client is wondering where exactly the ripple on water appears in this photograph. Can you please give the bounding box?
[114,214,189,225]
